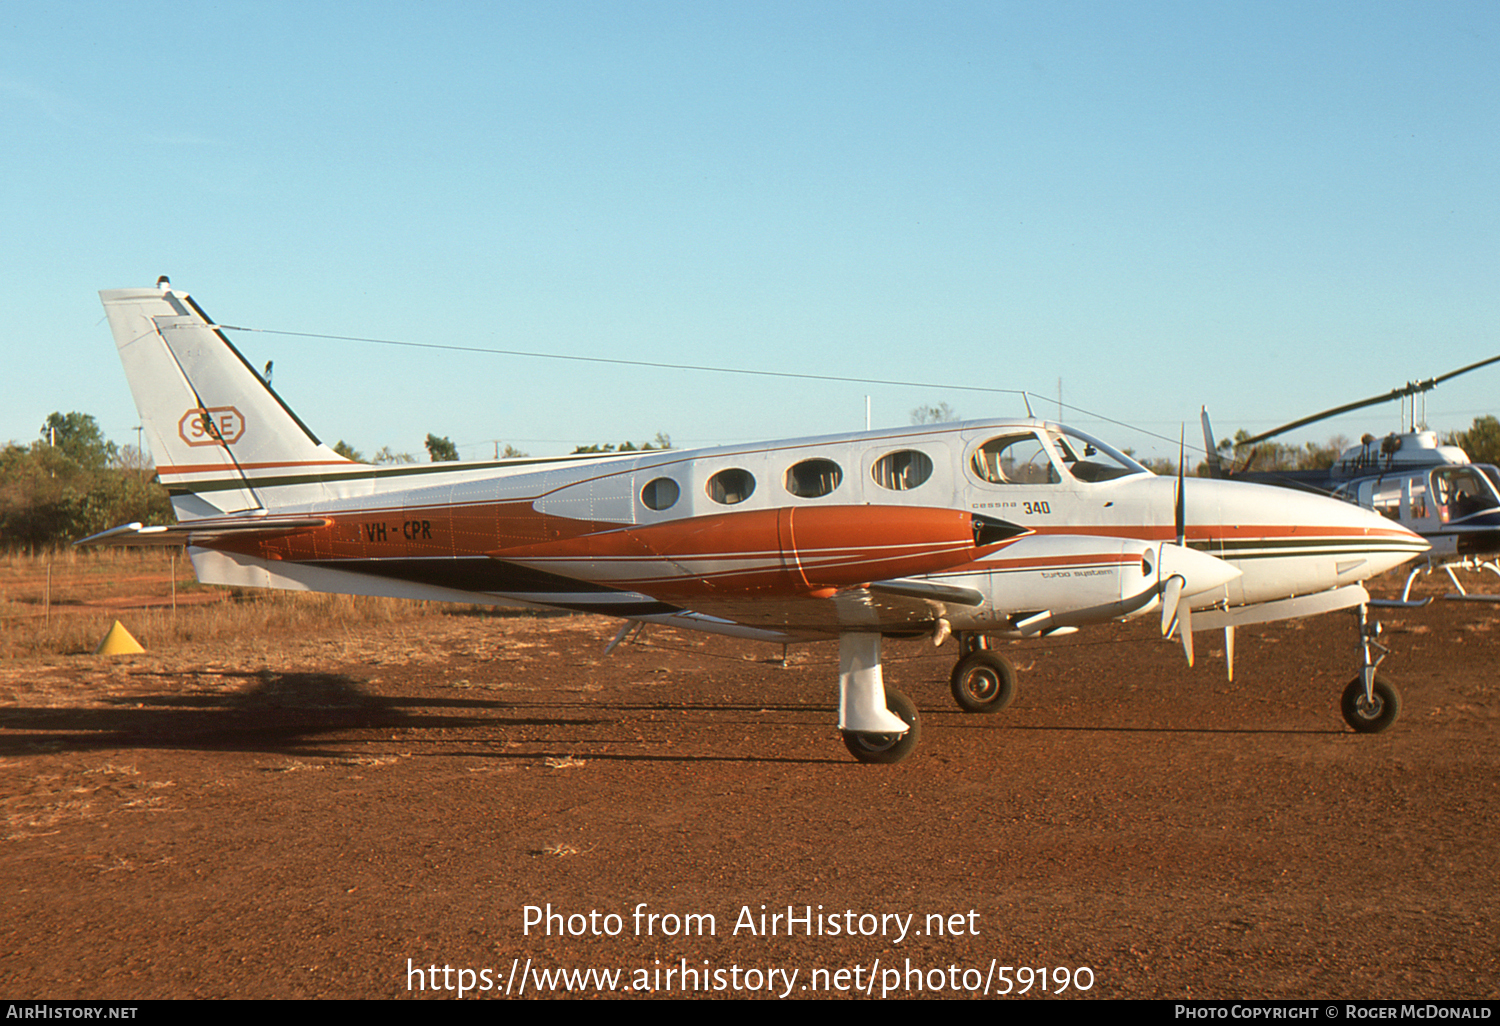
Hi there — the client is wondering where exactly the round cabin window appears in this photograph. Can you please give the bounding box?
[706,468,756,505]
[641,477,680,510]
[785,458,843,498]
[871,449,933,491]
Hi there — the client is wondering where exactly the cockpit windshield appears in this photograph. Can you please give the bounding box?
[1046,428,1149,482]
[967,426,1150,485]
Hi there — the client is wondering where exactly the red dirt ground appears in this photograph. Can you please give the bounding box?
[1,572,1496,1000]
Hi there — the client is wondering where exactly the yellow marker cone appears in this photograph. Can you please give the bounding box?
[95,620,145,655]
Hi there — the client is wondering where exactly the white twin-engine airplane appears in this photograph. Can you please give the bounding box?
[83,280,1429,763]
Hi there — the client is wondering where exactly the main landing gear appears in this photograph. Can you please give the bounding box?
[837,633,922,764]
[834,631,1018,764]
[1342,604,1401,734]
[841,688,922,764]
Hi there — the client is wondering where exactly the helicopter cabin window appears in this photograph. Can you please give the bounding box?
[871,450,933,491]
[785,458,842,498]
[1365,484,1402,521]
[706,468,755,505]
[641,477,680,511]
[970,434,1060,485]
[1407,481,1428,520]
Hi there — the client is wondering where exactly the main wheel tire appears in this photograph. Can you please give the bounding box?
[1341,675,1401,734]
[842,689,922,764]
[949,650,1017,713]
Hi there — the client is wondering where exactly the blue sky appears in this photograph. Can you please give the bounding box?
[2,1,1496,465]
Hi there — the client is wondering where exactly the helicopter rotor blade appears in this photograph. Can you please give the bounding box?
[1237,353,1500,448]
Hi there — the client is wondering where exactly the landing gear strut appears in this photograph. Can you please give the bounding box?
[1342,604,1401,733]
[948,633,1018,713]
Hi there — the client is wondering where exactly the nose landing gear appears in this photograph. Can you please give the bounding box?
[950,647,1018,713]
[942,634,1019,714]
[1343,605,1401,733]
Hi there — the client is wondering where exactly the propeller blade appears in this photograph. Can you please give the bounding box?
[1175,427,1186,547]
[1179,600,1194,667]
[1160,575,1184,636]
[1224,625,1235,682]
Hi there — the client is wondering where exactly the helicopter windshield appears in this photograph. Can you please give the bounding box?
[1432,466,1500,518]
[1046,428,1149,482]
[1480,465,1500,496]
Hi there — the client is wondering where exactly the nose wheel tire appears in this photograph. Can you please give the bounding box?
[842,689,921,764]
[949,651,1018,713]
[1341,675,1401,734]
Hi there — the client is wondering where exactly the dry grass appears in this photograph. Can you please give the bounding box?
[540,842,592,857]
[0,548,494,661]
[3,757,180,841]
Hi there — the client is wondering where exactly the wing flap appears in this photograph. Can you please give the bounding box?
[670,577,984,637]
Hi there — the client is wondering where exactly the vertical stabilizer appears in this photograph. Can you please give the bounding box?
[100,280,351,517]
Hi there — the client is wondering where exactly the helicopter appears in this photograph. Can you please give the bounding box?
[1201,355,1500,604]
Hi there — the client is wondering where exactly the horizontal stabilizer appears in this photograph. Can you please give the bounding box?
[74,516,330,548]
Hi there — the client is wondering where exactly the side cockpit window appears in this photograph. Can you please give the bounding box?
[970,434,1059,485]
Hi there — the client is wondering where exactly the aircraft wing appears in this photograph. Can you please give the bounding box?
[628,575,986,640]
[1190,584,1369,631]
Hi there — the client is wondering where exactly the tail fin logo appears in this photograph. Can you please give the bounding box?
[178,407,246,447]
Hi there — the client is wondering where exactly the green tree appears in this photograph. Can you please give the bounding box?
[40,412,117,470]
[372,446,417,464]
[1,419,171,549]
[1448,415,1500,465]
[571,434,670,455]
[333,440,365,462]
[425,434,459,462]
[1224,430,1349,473]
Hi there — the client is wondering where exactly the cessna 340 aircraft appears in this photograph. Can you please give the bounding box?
[81,280,1429,763]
